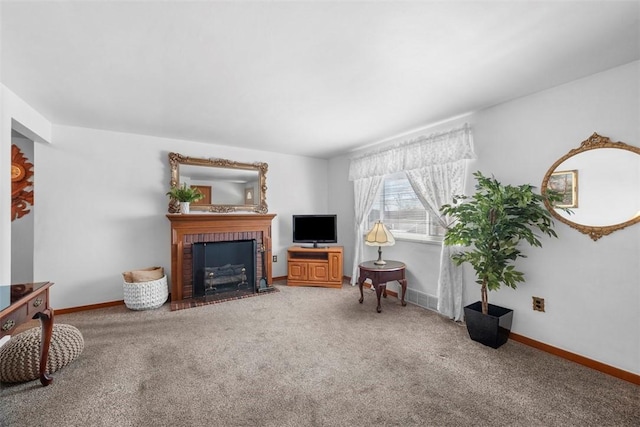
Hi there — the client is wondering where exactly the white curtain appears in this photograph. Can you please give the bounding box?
[349,124,475,181]
[348,124,475,318]
[350,176,383,284]
[405,161,467,321]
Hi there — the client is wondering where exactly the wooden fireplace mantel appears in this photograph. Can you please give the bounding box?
[167,213,277,308]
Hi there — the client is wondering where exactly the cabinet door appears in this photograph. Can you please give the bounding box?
[288,262,307,280]
[328,252,343,282]
[308,262,329,281]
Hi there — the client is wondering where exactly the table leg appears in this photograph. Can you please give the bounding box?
[34,308,54,386]
[374,283,385,313]
[399,279,407,307]
[358,275,365,304]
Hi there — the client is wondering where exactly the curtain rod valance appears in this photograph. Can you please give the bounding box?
[348,123,475,181]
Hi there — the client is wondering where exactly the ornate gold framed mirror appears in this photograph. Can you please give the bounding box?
[541,133,640,241]
[168,152,268,214]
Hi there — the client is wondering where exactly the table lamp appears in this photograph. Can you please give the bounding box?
[365,220,395,265]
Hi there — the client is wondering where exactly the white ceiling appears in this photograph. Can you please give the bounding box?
[1,1,638,159]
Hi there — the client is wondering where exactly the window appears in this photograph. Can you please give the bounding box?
[367,172,445,242]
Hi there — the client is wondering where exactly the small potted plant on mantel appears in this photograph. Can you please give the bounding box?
[166,183,204,214]
[440,171,567,348]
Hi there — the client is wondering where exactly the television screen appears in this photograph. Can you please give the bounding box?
[292,215,337,247]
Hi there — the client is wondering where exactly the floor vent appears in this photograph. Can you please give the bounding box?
[406,288,438,312]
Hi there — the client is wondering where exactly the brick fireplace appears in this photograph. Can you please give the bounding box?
[166,214,277,310]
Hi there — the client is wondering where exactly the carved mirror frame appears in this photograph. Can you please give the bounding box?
[541,133,640,241]
[168,152,268,214]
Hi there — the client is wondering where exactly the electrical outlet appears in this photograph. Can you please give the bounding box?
[272,255,277,262]
[532,296,545,312]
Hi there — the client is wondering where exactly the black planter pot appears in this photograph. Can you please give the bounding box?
[463,301,513,349]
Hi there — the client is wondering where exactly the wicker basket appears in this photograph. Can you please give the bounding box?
[123,275,168,310]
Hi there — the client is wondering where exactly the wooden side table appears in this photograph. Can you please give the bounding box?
[0,282,55,386]
[358,261,407,313]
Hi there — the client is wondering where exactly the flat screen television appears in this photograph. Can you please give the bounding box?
[292,214,337,247]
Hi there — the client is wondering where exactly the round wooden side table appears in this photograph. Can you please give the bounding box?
[357,260,407,313]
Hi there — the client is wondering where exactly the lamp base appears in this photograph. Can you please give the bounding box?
[374,246,386,265]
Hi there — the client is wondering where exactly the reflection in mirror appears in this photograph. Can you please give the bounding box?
[179,164,260,206]
[168,153,268,214]
[541,133,640,240]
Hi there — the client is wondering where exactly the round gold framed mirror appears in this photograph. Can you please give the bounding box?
[541,133,640,241]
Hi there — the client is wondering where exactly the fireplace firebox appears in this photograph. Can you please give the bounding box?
[192,240,256,297]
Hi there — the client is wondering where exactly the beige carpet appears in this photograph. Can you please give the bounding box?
[1,282,638,427]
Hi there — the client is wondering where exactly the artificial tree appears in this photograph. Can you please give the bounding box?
[441,171,565,315]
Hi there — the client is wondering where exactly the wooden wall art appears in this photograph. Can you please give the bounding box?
[11,144,34,221]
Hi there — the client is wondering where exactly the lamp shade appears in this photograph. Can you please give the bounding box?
[365,221,395,246]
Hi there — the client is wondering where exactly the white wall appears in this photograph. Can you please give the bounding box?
[27,125,328,309]
[329,61,639,375]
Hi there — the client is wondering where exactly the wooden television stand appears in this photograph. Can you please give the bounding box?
[287,246,343,288]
